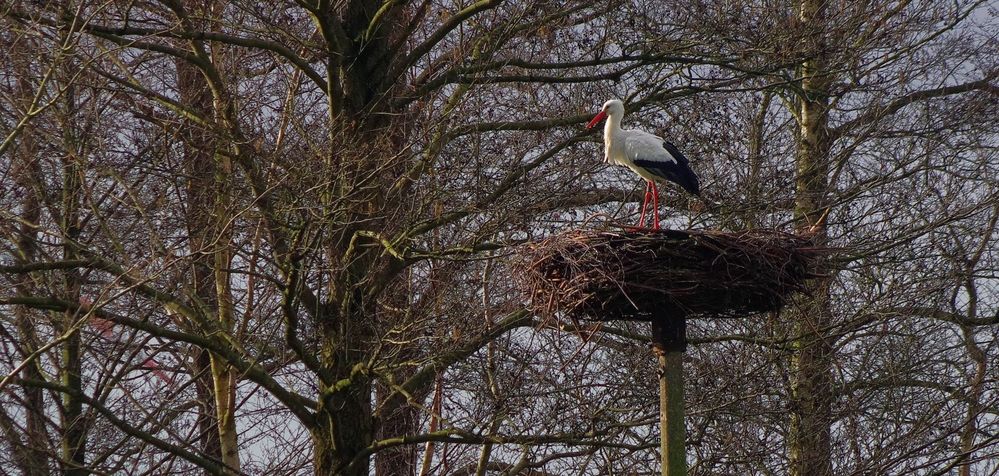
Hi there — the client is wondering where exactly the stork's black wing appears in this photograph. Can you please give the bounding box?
[633,141,700,196]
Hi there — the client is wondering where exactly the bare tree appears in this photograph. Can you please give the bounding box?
[1,1,996,475]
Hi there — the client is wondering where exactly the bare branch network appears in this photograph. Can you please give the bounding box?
[1,0,997,474]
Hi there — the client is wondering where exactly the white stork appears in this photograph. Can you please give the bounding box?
[587,99,700,230]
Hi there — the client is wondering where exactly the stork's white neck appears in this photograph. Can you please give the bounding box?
[604,111,623,138]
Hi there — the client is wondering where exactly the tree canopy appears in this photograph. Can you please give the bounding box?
[1,1,997,474]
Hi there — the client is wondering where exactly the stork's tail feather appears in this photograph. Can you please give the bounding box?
[673,168,700,197]
[683,176,701,197]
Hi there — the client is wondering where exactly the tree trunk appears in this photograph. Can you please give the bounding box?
[58,78,87,475]
[177,49,240,473]
[313,384,374,476]
[789,1,834,475]
[210,353,240,473]
[957,324,985,476]
[11,52,51,476]
[210,202,239,473]
[192,349,223,462]
[11,184,50,476]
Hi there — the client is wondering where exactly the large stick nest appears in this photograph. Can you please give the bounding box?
[515,229,826,321]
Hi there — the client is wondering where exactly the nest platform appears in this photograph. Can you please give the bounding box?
[516,228,825,322]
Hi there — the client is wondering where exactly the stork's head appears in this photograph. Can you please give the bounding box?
[586,99,625,129]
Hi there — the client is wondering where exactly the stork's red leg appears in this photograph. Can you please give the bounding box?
[651,181,661,230]
[638,181,652,228]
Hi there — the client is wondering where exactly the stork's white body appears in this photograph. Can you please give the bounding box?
[587,99,700,229]
[603,119,676,183]
[591,99,700,197]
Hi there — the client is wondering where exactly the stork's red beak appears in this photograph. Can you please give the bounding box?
[586,110,607,129]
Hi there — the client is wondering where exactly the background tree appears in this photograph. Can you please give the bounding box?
[1,1,997,475]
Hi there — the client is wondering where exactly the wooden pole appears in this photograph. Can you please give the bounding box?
[652,314,687,476]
